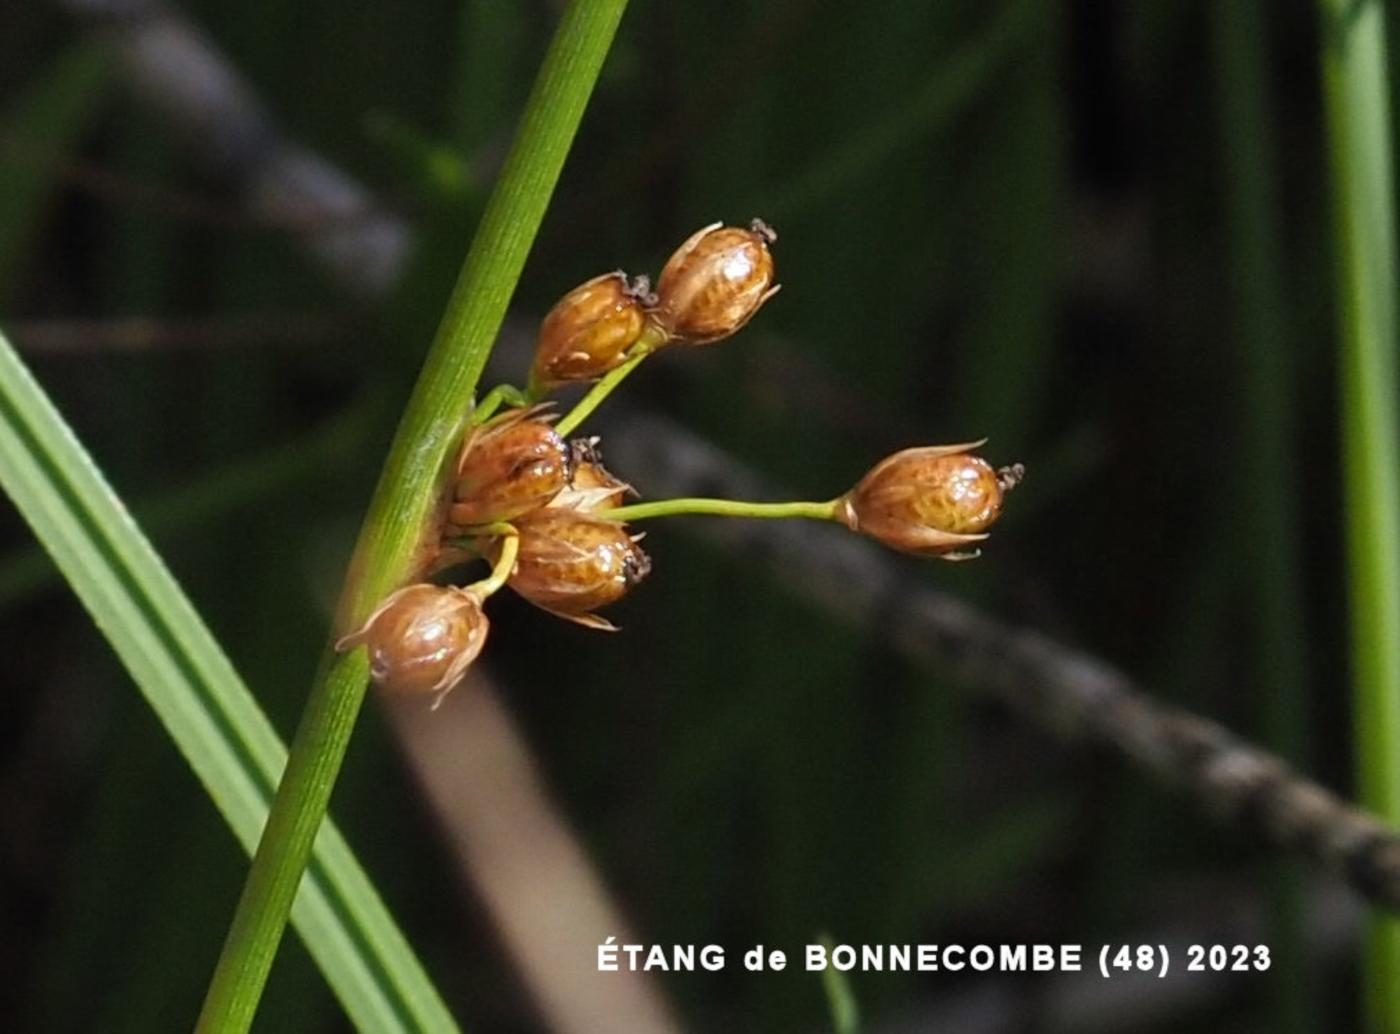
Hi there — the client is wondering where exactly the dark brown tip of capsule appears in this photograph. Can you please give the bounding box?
[625,273,658,306]
[570,436,602,468]
[623,549,652,584]
[749,217,777,243]
[997,463,1026,493]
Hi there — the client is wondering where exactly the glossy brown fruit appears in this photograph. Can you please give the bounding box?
[653,219,779,345]
[529,271,652,388]
[336,583,489,697]
[504,509,651,629]
[450,406,569,528]
[837,442,1022,559]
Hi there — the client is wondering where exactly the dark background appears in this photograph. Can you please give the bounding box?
[0,0,1380,1030]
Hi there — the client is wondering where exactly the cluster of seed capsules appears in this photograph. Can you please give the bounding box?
[337,219,1024,704]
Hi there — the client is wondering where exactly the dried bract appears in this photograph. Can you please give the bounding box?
[653,218,779,345]
[837,442,1022,559]
[451,406,569,527]
[547,438,635,513]
[530,271,653,388]
[336,584,489,696]
[504,509,651,629]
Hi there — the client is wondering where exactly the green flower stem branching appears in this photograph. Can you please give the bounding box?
[553,322,670,436]
[601,497,841,523]
[1318,0,1400,1030]
[553,353,645,435]
[471,383,532,426]
[195,2,629,1030]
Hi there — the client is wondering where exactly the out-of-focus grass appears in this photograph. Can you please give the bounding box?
[0,328,456,1032]
[4,0,1393,1030]
[1318,0,1400,1029]
[1211,2,1314,1029]
[0,407,370,608]
[0,43,110,306]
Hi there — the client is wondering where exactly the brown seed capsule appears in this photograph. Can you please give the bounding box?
[335,584,489,697]
[547,438,635,513]
[503,509,651,630]
[529,271,653,388]
[836,442,1023,559]
[653,218,780,345]
[450,406,569,528]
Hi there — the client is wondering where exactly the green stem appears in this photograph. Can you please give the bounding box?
[553,322,669,437]
[472,382,531,425]
[601,497,841,523]
[464,528,518,598]
[817,933,861,1034]
[1318,2,1400,1031]
[194,3,630,1030]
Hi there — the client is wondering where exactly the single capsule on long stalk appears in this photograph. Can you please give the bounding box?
[529,271,655,390]
[450,405,569,528]
[335,583,489,697]
[836,442,1023,559]
[502,509,651,630]
[653,218,779,345]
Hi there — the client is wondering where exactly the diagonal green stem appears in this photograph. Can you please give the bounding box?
[554,353,646,436]
[1318,1,1400,1030]
[601,497,841,523]
[553,322,669,437]
[195,2,630,1030]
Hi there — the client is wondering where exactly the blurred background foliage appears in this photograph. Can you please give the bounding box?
[0,0,1383,1030]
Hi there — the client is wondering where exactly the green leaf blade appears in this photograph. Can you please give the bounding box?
[0,330,458,1033]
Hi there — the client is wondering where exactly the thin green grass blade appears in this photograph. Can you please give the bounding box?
[0,404,369,608]
[0,329,458,1033]
[816,934,861,1034]
[1317,1,1400,1029]
[0,44,111,303]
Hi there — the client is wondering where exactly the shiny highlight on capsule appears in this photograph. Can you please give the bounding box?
[837,442,1023,559]
[450,406,569,528]
[503,509,651,630]
[653,218,780,345]
[529,271,654,389]
[336,583,489,698]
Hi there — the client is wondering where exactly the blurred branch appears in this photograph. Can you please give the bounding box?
[0,135,383,233]
[7,312,350,353]
[866,879,1359,1034]
[52,0,1400,915]
[596,409,1400,912]
[387,680,682,1034]
[48,0,408,297]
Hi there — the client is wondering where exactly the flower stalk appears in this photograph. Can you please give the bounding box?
[194,2,630,1030]
[553,322,668,436]
[601,497,841,523]
[1317,0,1400,1028]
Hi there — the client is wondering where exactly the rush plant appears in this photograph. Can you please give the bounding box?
[346,216,1025,710]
